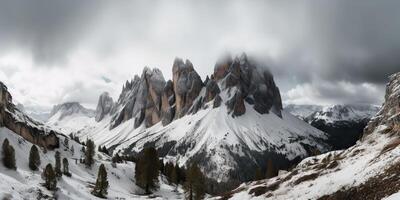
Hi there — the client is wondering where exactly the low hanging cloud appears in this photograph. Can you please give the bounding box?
[0,0,399,109]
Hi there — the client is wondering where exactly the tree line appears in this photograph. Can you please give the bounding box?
[2,137,207,199]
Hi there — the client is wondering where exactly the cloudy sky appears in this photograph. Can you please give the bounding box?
[0,0,399,111]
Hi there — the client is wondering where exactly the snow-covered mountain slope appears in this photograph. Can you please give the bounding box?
[70,54,329,185]
[284,104,379,123]
[0,127,184,200]
[285,104,380,150]
[305,104,380,124]
[47,102,96,133]
[284,105,323,120]
[225,72,400,200]
[0,82,59,149]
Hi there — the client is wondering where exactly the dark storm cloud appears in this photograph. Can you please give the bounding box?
[1,0,399,107]
[266,0,400,85]
[0,0,104,65]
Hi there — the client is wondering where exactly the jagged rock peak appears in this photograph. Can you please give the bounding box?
[214,53,233,81]
[215,53,283,116]
[50,102,95,121]
[364,72,400,137]
[172,57,203,118]
[95,92,114,122]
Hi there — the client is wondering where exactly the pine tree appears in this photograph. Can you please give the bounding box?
[2,138,16,170]
[184,163,206,200]
[85,139,95,168]
[29,145,41,170]
[102,146,108,155]
[71,145,75,155]
[265,159,278,179]
[55,151,62,177]
[135,147,159,194]
[64,137,69,148]
[254,167,263,181]
[92,164,109,198]
[112,153,122,163]
[63,158,71,177]
[42,164,57,190]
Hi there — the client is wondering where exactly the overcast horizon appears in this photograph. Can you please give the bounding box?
[1,0,400,111]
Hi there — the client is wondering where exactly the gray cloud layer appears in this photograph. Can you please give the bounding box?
[0,0,399,108]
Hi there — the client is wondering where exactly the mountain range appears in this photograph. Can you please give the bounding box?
[285,104,380,150]
[227,72,400,200]
[1,54,398,199]
[45,54,329,192]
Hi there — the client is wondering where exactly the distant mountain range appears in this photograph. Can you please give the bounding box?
[285,104,380,149]
[228,72,400,199]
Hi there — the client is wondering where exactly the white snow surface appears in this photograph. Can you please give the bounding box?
[63,88,328,182]
[0,127,184,200]
[225,124,400,199]
[227,72,400,200]
[285,104,380,124]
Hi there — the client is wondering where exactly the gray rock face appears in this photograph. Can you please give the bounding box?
[213,95,222,108]
[364,72,400,137]
[226,90,246,116]
[108,53,283,129]
[205,79,220,102]
[161,80,175,125]
[95,92,114,122]
[110,67,167,129]
[50,102,95,121]
[172,58,203,118]
[214,54,233,81]
[219,53,282,117]
[0,82,59,149]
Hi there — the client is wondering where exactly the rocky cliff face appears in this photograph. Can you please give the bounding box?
[49,102,95,121]
[364,72,400,137]
[79,53,328,189]
[215,53,282,117]
[0,82,59,149]
[104,53,283,130]
[109,67,167,129]
[95,92,114,122]
[226,72,400,200]
[285,104,380,150]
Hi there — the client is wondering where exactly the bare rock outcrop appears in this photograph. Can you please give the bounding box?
[161,80,175,125]
[110,67,166,129]
[0,82,59,149]
[172,58,203,118]
[219,53,283,117]
[226,90,246,116]
[95,92,114,122]
[205,79,220,102]
[364,72,400,137]
[107,53,283,129]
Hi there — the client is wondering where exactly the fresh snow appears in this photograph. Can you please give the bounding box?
[0,127,184,200]
[68,89,328,182]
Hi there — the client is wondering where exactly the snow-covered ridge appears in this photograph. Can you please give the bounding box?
[66,54,329,184]
[226,72,400,199]
[47,102,95,134]
[285,104,380,124]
